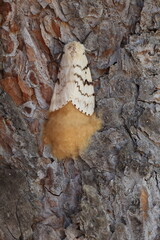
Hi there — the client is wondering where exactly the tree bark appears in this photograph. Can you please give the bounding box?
[0,0,160,239]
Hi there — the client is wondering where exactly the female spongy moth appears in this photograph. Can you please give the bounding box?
[50,41,94,115]
[43,41,101,160]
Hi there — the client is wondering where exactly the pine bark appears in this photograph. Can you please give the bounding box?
[0,0,160,239]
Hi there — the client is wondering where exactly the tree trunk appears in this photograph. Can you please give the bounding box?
[0,0,160,239]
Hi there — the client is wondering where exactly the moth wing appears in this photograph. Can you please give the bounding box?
[70,66,95,115]
[49,65,76,111]
[49,41,95,115]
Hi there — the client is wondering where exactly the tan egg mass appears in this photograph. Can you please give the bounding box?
[43,101,101,160]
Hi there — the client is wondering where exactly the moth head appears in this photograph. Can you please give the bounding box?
[64,41,85,58]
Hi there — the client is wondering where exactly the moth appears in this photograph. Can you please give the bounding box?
[49,41,95,115]
[43,41,101,160]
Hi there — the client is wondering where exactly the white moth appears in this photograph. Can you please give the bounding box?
[49,41,95,116]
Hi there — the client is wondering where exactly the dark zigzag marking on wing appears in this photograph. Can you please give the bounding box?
[74,81,95,97]
[73,63,89,71]
[73,73,93,85]
[55,80,94,97]
[83,64,89,70]
[56,79,94,97]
